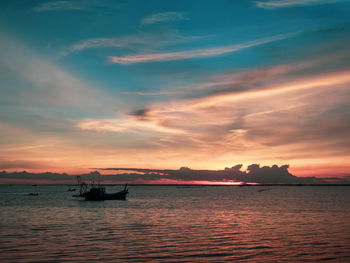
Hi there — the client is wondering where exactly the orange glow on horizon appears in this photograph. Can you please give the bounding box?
[0,177,249,186]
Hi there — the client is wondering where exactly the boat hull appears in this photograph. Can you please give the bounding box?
[73,179,129,201]
[84,189,128,201]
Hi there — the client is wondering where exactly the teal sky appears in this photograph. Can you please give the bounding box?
[1,0,350,176]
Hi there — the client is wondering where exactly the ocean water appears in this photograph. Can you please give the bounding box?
[0,185,350,262]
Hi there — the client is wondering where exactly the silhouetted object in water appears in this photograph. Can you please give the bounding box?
[83,184,128,201]
[258,188,270,192]
[239,183,251,187]
[28,193,39,196]
[67,188,76,191]
[73,175,128,201]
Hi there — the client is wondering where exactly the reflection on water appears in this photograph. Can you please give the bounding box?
[1,185,350,262]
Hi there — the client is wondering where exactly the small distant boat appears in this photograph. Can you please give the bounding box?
[28,193,39,196]
[67,188,76,192]
[73,176,128,201]
[258,188,270,193]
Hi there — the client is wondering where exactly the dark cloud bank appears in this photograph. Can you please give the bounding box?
[1,164,350,185]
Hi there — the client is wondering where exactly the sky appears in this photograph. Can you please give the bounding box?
[1,0,350,180]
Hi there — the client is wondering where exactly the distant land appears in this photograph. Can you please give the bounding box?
[1,164,349,185]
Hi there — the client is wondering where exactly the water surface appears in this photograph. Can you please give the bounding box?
[1,185,350,262]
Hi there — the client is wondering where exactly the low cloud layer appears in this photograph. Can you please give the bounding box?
[1,164,349,185]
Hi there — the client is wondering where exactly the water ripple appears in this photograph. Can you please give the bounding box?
[1,185,350,262]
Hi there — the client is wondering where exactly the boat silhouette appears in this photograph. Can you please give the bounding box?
[73,176,128,201]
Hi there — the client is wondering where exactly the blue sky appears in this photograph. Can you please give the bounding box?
[1,0,350,176]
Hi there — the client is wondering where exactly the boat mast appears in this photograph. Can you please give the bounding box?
[76,176,87,196]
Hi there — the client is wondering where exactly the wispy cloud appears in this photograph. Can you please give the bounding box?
[121,90,183,96]
[141,12,188,26]
[34,1,83,12]
[79,68,350,135]
[60,36,149,57]
[108,32,296,64]
[77,115,187,135]
[255,0,341,9]
[0,33,125,173]
[0,33,113,113]
[60,31,203,56]
[122,64,297,97]
[34,0,124,14]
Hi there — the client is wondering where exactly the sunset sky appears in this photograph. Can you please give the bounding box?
[1,0,350,179]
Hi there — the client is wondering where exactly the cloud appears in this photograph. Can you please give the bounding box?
[122,63,298,97]
[79,68,350,140]
[108,32,297,64]
[255,0,341,9]
[0,159,47,170]
[0,32,124,174]
[34,0,124,14]
[141,12,188,26]
[0,171,85,184]
[2,164,350,184]
[76,51,350,173]
[3,164,347,185]
[77,116,187,135]
[60,31,203,56]
[34,1,83,12]
[0,33,111,111]
[121,90,181,96]
[80,68,350,136]
[97,165,350,184]
[59,35,149,56]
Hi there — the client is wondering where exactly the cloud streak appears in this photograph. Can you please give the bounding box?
[34,1,83,12]
[255,0,341,9]
[108,33,297,64]
[141,12,188,26]
[59,31,203,56]
[60,35,150,57]
[0,33,110,111]
[0,32,125,174]
[77,115,187,135]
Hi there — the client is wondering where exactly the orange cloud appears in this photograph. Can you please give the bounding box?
[74,62,350,175]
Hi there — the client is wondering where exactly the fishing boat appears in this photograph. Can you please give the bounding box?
[73,175,128,201]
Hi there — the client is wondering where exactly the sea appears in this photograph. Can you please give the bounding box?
[0,185,350,262]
